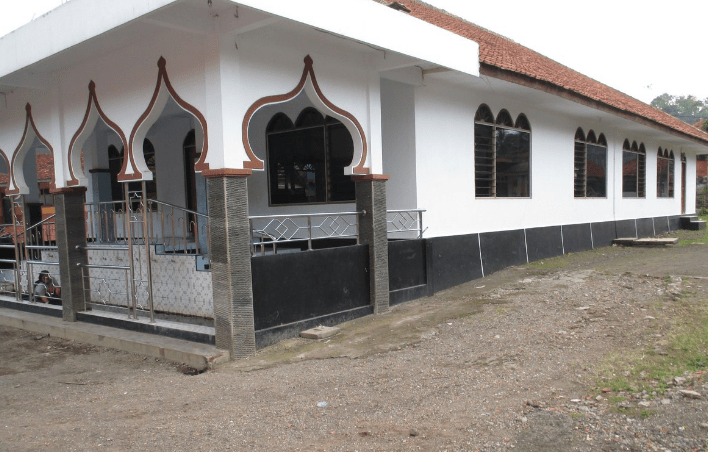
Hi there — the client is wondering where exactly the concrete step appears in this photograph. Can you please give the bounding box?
[614,237,678,246]
[687,220,706,231]
[0,307,229,370]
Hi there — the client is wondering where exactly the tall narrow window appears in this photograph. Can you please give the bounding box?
[266,108,354,205]
[474,105,495,197]
[474,105,531,198]
[657,148,674,198]
[575,129,607,198]
[622,140,646,198]
[573,128,586,197]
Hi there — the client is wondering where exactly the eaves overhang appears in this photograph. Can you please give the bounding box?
[0,0,479,93]
[231,0,479,77]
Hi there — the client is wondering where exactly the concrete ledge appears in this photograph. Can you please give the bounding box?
[614,237,678,247]
[0,307,229,370]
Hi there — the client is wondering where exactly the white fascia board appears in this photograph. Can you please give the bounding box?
[231,0,479,77]
[0,0,179,79]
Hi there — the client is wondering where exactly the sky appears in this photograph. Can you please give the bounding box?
[1,0,706,105]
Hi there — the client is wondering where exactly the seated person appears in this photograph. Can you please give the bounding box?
[33,270,61,304]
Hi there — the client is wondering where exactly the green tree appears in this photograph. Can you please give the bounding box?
[651,93,708,124]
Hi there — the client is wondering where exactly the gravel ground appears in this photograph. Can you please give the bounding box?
[1,243,708,451]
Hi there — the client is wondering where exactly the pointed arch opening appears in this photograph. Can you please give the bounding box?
[126,57,207,210]
[8,104,55,199]
[242,55,369,176]
[67,81,128,198]
[0,150,11,226]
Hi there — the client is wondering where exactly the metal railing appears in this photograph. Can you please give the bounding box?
[82,186,212,322]
[249,211,363,256]
[387,209,426,238]
[23,214,59,302]
[77,262,134,315]
[249,208,426,255]
[0,221,23,300]
[84,198,210,260]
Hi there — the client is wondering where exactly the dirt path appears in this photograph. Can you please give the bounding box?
[1,242,708,451]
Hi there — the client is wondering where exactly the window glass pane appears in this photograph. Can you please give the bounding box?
[326,123,355,202]
[574,141,586,198]
[495,128,529,197]
[268,127,326,205]
[637,152,646,198]
[622,151,638,197]
[474,123,494,197]
[668,159,675,197]
[657,157,668,197]
[586,144,606,197]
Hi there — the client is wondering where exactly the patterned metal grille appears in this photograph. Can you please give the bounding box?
[249,211,361,255]
[386,209,426,238]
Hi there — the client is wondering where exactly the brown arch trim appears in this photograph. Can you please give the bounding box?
[7,104,55,195]
[241,55,369,174]
[352,174,390,182]
[0,148,10,190]
[124,56,210,182]
[202,168,253,178]
[67,81,128,186]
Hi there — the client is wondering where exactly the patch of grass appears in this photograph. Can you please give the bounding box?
[595,297,708,396]
[528,256,569,271]
[569,413,584,418]
[640,410,653,419]
[609,396,626,404]
[608,378,632,392]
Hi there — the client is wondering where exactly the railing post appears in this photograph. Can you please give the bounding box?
[418,210,424,238]
[125,184,138,319]
[52,187,89,321]
[354,174,390,315]
[307,216,313,251]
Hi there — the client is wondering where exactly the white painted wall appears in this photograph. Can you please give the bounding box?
[381,78,417,211]
[412,77,706,237]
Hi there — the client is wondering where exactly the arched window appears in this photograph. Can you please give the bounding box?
[266,108,355,205]
[622,140,646,198]
[474,105,531,198]
[574,128,607,198]
[657,148,675,198]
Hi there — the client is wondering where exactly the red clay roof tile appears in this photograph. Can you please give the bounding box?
[394,0,708,147]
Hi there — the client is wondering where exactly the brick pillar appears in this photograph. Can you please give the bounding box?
[205,173,255,359]
[354,175,390,314]
[52,187,89,321]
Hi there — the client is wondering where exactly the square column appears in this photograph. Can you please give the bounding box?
[205,172,255,359]
[354,175,390,314]
[52,187,89,321]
